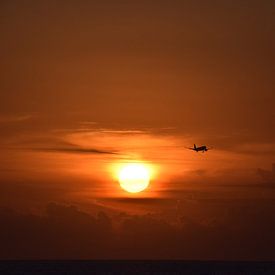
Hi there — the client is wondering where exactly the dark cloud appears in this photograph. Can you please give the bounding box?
[0,203,113,259]
[257,164,275,181]
[32,146,117,155]
[1,201,275,260]
[7,137,118,155]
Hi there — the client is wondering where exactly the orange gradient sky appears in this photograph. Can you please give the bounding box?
[0,0,274,260]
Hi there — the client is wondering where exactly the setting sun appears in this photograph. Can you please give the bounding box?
[118,163,151,193]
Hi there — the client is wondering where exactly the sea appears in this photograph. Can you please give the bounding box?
[0,260,275,274]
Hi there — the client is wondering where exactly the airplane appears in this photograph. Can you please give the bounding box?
[187,144,212,153]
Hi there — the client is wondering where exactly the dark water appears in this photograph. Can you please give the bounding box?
[0,261,275,275]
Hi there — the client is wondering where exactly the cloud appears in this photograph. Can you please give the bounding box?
[12,137,118,155]
[32,146,117,155]
[257,163,275,185]
[0,114,34,123]
[0,203,113,259]
[257,163,275,188]
[1,201,275,260]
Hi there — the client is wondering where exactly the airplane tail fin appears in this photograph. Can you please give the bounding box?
[194,144,196,149]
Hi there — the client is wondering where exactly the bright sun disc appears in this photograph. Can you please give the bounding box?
[118,163,150,193]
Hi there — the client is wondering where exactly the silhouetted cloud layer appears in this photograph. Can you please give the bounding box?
[1,202,275,260]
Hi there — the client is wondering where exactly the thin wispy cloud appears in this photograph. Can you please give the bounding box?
[3,133,118,156]
[33,146,117,155]
[0,114,34,123]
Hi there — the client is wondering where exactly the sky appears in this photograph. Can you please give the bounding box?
[0,0,275,260]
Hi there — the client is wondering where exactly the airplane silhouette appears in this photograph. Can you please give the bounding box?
[187,144,212,153]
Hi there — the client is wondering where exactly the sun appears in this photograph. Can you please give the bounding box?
[118,163,151,193]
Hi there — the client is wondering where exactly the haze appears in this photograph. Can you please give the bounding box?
[0,0,274,260]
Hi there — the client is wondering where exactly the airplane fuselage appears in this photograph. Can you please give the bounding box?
[193,145,208,152]
[195,145,207,152]
[189,144,210,153]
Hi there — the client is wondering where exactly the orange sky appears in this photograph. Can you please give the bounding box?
[0,0,274,260]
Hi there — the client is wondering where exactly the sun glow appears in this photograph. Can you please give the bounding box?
[117,163,151,193]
